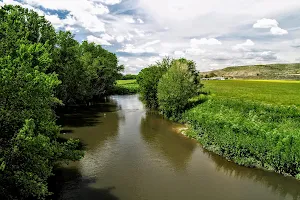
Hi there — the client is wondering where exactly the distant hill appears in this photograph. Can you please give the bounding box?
[202,63,300,80]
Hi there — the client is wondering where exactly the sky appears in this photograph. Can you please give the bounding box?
[1,0,300,74]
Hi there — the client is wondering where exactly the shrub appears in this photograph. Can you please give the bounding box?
[137,58,172,108]
[157,59,201,119]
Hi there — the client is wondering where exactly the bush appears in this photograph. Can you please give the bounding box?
[137,58,172,108]
[157,59,201,119]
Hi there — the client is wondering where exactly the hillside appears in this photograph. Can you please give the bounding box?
[202,63,300,80]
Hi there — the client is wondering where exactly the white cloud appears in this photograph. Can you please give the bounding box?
[159,53,169,57]
[185,48,206,56]
[87,35,112,46]
[124,17,135,23]
[244,51,277,61]
[45,14,63,28]
[143,40,161,47]
[94,0,122,5]
[137,18,144,24]
[65,26,76,32]
[100,33,115,41]
[174,51,185,57]
[148,56,161,64]
[270,26,288,35]
[116,36,125,43]
[253,18,288,36]
[134,29,146,37]
[23,0,108,32]
[119,57,129,62]
[117,44,155,53]
[253,18,278,28]
[191,38,222,47]
[232,39,255,51]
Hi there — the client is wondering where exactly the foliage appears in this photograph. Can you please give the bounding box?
[137,58,172,108]
[183,98,300,178]
[52,31,88,105]
[80,41,122,101]
[0,41,83,199]
[0,5,128,199]
[157,59,201,119]
[203,80,300,106]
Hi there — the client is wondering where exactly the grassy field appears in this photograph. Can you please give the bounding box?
[183,79,300,179]
[116,79,137,85]
[203,80,300,106]
[113,79,139,94]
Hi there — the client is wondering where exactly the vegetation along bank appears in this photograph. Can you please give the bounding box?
[137,59,300,180]
[0,5,123,199]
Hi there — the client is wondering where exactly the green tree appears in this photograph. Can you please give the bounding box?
[80,41,121,101]
[52,31,88,105]
[0,5,83,199]
[157,60,201,119]
[137,57,172,108]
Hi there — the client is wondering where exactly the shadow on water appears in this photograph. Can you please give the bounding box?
[49,167,119,200]
[57,101,120,128]
[140,111,197,171]
[203,148,300,200]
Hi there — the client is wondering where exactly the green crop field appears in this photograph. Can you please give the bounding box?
[202,80,300,107]
[117,79,137,85]
[113,79,139,94]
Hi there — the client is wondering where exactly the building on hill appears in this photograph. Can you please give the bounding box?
[202,77,226,80]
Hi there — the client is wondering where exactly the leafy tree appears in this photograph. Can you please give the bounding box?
[80,41,121,101]
[0,5,56,58]
[52,31,88,105]
[157,60,201,119]
[136,57,172,108]
[0,5,83,199]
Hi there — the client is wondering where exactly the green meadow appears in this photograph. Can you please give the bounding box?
[202,80,300,106]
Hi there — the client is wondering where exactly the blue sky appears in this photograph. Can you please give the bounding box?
[1,0,300,74]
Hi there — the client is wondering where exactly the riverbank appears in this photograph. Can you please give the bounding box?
[182,97,300,179]
[55,95,300,200]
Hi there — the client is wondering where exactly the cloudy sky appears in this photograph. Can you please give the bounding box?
[1,0,300,74]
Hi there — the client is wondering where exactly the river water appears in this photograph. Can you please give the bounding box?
[55,95,300,200]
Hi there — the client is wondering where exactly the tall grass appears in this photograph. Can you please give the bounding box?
[184,98,300,179]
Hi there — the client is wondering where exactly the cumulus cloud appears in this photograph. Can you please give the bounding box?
[191,38,222,47]
[253,18,288,36]
[143,40,161,47]
[22,0,108,32]
[119,57,129,62]
[87,35,112,46]
[94,0,122,5]
[116,36,125,43]
[124,17,135,23]
[232,39,255,51]
[253,18,278,28]
[174,51,185,57]
[185,48,206,56]
[270,27,288,35]
[117,44,155,54]
[137,18,144,24]
[244,51,277,61]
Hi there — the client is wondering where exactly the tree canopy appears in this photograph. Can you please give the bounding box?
[0,5,122,199]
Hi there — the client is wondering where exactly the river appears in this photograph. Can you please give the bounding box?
[54,95,300,200]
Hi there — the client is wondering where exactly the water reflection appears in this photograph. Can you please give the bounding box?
[54,95,300,200]
[140,111,196,171]
[205,149,300,200]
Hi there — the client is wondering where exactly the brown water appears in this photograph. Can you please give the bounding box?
[56,95,300,200]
